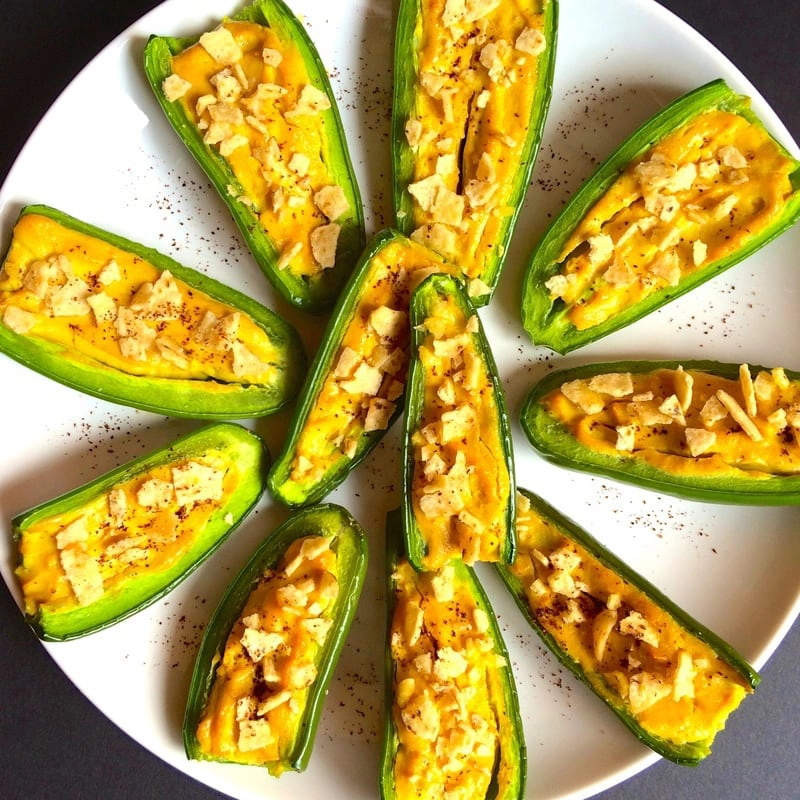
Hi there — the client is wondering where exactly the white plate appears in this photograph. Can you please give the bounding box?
[1,1,799,799]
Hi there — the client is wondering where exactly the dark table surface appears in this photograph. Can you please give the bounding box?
[1,1,798,799]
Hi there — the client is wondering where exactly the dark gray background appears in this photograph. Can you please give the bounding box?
[1,1,797,798]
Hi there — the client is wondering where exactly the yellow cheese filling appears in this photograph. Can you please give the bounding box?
[410,292,509,568]
[404,0,547,283]
[167,21,349,277]
[544,364,800,478]
[196,535,339,769]
[0,213,280,384]
[545,109,798,330]
[16,453,233,615]
[389,559,506,800]
[286,239,450,490]
[511,492,752,745]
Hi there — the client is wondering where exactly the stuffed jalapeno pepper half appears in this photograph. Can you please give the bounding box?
[521,359,800,503]
[144,0,364,312]
[268,229,455,508]
[381,510,525,799]
[184,503,367,775]
[0,205,305,418]
[496,489,759,764]
[402,272,515,572]
[13,422,267,640]
[521,79,800,353]
[393,0,557,304]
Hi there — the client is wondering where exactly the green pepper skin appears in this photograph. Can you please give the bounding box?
[183,502,367,774]
[391,0,557,305]
[143,0,365,312]
[380,509,526,800]
[268,229,451,508]
[13,422,268,641]
[0,204,306,418]
[402,272,516,570]
[495,488,760,765]
[521,359,800,504]
[521,79,800,353]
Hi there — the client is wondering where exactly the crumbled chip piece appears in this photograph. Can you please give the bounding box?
[136,477,174,509]
[515,26,546,55]
[699,394,728,427]
[87,292,117,325]
[619,610,660,647]
[314,185,350,221]
[3,306,36,334]
[715,389,762,441]
[171,460,225,507]
[277,241,303,271]
[408,174,446,213]
[405,118,424,148]
[692,239,708,267]
[628,671,671,714]
[672,650,696,701]
[47,276,91,317]
[163,73,192,102]
[370,305,407,340]
[262,47,283,67]
[560,379,605,415]
[285,84,331,119]
[199,27,243,65]
[674,366,694,412]
[545,272,577,299]
[588,372,633,398]
[615,424,636,452]
[739,363,758,418]
[241,627,284,663]
[587,234,614,267]
[717,145,748,169]
[310,223,340,269]
[231,340,272,380]
[659,394,686,425]
[237,718,273,751]
[288,151,311,176]
[59,547,104,606]
[364,397,396,432]
[649,250,680,286]
[685,427,716,457]
[55,517,91,549]
[592,607,618,663]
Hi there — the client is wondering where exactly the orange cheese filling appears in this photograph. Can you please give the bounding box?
[0,213,279,384]
[167,21,349,277]
[511,492,753,745]
[410,291,509,569]
[195,535,339,770]
[546,109,798,330]
[389,559,505,799]
[544,364,800,477]
[16,453,234,615]
[404,0,547,286]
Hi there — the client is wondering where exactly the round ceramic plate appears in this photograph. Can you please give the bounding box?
[1,1,799,799]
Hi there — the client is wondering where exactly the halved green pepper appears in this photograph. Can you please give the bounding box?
[143,0,365,312]
[392,0,557,304]
[0,204,305,418]
[268,228,453,507]
[521,358,800,503]
[183,502,367,775]
[521,79,800,353]
[402,272,515,571]
[381,509,525,799]
[495,488,759,764]
[13,422,267,641]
